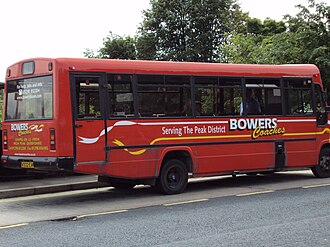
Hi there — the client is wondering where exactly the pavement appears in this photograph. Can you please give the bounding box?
[0,174,107,199]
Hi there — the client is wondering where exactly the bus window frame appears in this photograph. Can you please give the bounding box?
[69,73,322,121]
[136,74,193,119]
[106,73,136,120]
[282,77,315,117]
[314,83,327,126]
[242,77,284,118]
[70,73,107,121]
[194,76,243,118]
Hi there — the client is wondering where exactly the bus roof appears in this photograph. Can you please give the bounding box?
[56,58,322,80]
[7,57,322,81]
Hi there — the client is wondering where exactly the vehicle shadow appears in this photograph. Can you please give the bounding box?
[185,171,315,193]
[27,171,317,206]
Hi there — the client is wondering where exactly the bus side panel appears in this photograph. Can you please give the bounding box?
[74,163,102,175]
[101,149,158,179]
[286,141,316,167]
[74,120,106,163]
[54,69,74,157]
[283,119,317,168]
[194,142,274,174]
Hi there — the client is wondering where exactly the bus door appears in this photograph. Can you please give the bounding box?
[71,73,107,165]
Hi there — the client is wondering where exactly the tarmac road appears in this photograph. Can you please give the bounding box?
[0,181,329,247]
[0,170,330,228]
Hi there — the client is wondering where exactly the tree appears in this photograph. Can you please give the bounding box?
[285,0,330,88]
[85,0,246,62]
[224,0,329,88]
[223,17,287,64]
[137,0,243,62]
[84,32,137,59]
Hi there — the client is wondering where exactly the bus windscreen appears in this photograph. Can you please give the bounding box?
[5,75,53,120]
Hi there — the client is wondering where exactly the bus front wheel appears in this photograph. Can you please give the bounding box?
[312,148,330,178]
[156,159,188,195]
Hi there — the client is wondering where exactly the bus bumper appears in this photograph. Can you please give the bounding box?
[1,156,74,172]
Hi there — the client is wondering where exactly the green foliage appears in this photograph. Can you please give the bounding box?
[137,0,242,62]
[225,0,330,89]
[84,0,329,91]
[136,32,157,60]
[84,0,245,62]
[244,18,286,36]
[84,32,137,59]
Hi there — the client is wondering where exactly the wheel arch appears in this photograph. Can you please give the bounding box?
[318,141,330,158]
[157,147,194,176]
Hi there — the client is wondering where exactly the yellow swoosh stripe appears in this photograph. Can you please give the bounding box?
[283,128,330,137]
[113,127,330,156]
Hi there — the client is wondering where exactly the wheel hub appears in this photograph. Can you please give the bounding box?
[320,156,330,171]
[170,174,176,181]
[167,168,180,186]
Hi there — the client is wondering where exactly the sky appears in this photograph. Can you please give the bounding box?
[0,0,328,80]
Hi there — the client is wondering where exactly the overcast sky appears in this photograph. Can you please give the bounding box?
[0,0,328,80]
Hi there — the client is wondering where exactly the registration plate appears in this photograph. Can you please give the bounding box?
[21,161,34,169]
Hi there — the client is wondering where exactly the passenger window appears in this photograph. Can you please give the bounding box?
[284,79,313,115]
[194,77,242,116]
[263,79,282,115]
[107,74,134,118]
[195,77,218,116]
[75,78,101,119]
[315,84,327,125]
[245,79,263,115]
[244,79,282,116]
[137,75,191,117]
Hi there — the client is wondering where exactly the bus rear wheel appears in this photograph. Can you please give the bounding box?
[156,159,188,195]
[312,148,330,178]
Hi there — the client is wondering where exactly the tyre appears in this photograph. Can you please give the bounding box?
[312,148,330,178]
[156,159,188,195]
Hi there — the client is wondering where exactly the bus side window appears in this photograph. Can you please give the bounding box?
[315,84,327,125]
[194,77,242,117]
[245,79,263,116]
[76,78,101,119]
[137,75,191,118]
[194,76,218,116]
[284,79,313,115]
[263,79,282,116]
[107,74,134,118]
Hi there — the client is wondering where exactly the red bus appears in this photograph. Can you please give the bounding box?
[2,58,330,194]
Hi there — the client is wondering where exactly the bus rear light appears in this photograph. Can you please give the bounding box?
[50,128,56,150]
[3,130,8,150]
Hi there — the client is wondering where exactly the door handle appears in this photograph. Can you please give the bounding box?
[75,124,83,128]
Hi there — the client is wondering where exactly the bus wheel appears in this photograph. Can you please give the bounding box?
[312,148,330,178]
[156,159,188,195]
